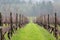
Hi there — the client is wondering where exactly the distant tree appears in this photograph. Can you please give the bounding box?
[32,4,36,16]
[28,0,32,4]
[21,0,26,4]
[40,1,46,15]
[54,0,60,2]
[35,2,41,16]
[46,1,53,15]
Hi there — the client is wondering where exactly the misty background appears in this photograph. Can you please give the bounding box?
[0,0,60,17]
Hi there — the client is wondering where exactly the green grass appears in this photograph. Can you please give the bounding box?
[11,22,56,40]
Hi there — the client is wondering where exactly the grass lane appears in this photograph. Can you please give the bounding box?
[11,22,56,40]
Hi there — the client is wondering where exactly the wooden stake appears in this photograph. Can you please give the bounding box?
[55,13,58,39]
[0,12,2,26]
[48,14,50,30]
[19,14,21,28]
[0,12,3,40]
[0,27,2,40]
[10,12,13,37]
[16,13,18,30]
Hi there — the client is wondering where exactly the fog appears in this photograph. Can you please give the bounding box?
[0,0,60,17]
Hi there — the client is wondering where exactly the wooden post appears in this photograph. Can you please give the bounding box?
[43,15,46,25]
[0,27,2,40]
[0,12,3,40]
[22,15,24,25]
[0,12,2,26]
[16,13,18,30]
[19,14,21,28]
[48,14,50,30]
[10,12,13,37]
[21,15,23,26]
[42,16,44,25]
[55,13,58,39]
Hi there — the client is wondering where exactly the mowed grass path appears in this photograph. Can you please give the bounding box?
[11,22,56,40]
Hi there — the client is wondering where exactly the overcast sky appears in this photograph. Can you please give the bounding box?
[0,0,59,4]
[0,0,58,3]
[24,0,54,2]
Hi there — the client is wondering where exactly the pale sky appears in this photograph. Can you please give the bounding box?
[24,0,54,2]
[25,0,54,1]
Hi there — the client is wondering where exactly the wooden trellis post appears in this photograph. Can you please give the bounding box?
[54,13,58,39]
[42,15,45,25]
[16,13,18,30]
[19,14,21,28]
[43,15,46,25]
[0,27,2,40]
[48,14,50,30]
[0,12,3,40]
[43,16,44,24]
[0,12,2,26]
[21,15,23,26]
[22,15,24,25]
[0,27,3,40]
[10,12,13,37]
